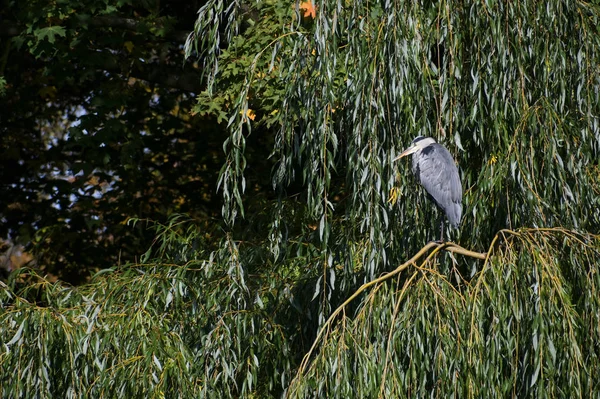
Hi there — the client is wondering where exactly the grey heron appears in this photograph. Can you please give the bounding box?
[394,136,462,242]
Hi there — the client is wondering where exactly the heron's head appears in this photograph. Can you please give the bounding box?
[393,136,436,161]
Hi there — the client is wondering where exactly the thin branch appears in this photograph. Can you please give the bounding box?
[291,239,489,384]
[81,49,202,93]
[378,270,420,398]
[0,17,189,43]
[87,15,189,43]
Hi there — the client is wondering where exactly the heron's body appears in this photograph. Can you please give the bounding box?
[394,136,462,241]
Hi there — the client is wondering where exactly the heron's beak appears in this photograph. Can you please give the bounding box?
[393,145,419,161]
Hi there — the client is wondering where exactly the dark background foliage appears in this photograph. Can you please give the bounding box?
[0,0,227,283]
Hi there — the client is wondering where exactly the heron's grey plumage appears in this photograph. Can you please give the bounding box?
[411,142,462,228]
[394,136,462,240]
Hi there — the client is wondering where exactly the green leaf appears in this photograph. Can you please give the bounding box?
[34,26,66,44]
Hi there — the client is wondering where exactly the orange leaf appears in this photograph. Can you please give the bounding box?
[300,0,316,19]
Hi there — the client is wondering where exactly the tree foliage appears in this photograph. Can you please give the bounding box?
[1,0,600,397]
[287,229,600,397]
[1,227,599,397]
[0,0,222,282]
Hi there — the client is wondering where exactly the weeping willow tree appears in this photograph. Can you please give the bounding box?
[189,0,600,396]
[188,0,600,285]
[2,0,600,397]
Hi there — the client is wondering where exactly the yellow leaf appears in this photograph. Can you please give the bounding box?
[124,41,134,53]
[388,187,400,205]
[246,109,256,121]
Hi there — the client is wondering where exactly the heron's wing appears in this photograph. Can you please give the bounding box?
[414,144,462,225]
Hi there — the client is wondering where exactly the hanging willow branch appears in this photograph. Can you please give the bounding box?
[287,227,599,397]
[293,238,489,381]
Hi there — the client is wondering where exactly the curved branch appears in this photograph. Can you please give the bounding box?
[441,242,488,260]
[292,240,490,384]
